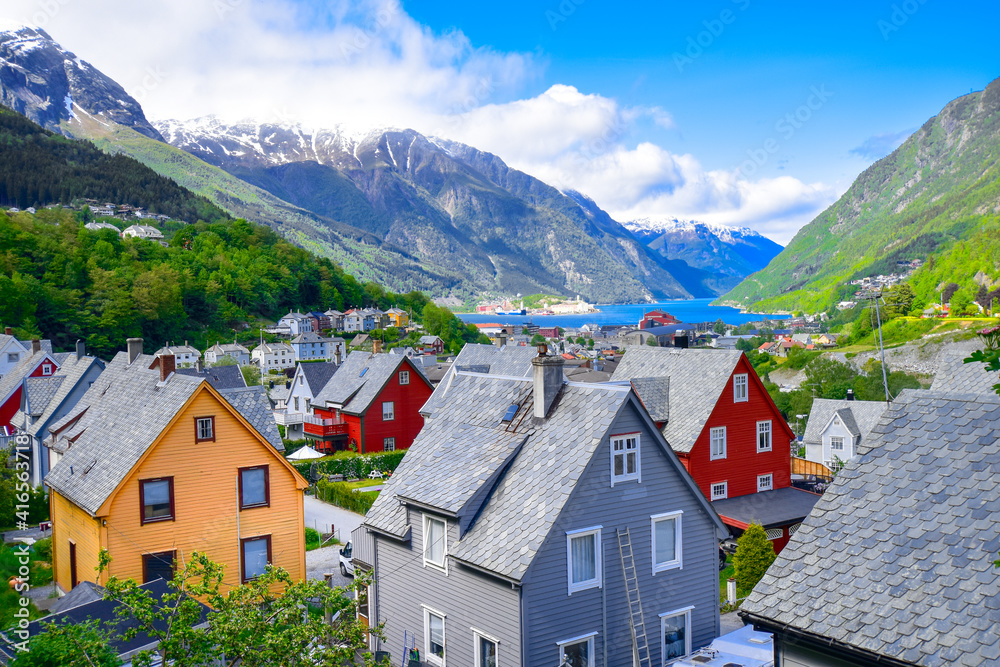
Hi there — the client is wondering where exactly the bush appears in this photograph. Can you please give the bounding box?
[291,449,406,481]
[305,527,321,551]
[733,522,777,593]
[315,481,379,515]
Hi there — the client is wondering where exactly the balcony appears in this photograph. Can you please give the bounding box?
[303,415,349,438]
[273,410,304,426]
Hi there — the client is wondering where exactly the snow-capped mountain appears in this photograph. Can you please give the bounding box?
[0,23,161,140]
[623,216,784,294]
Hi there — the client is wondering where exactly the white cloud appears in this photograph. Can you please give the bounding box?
[440,86,837,244]
[3,0,836,243]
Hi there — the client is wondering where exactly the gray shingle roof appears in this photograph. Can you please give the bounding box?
[176,365,247,390]
[711,487,820,528]
[366,372,640,581]
[741,389,1000,666]
[802,398,889,446]
[297,362,338,397]
[421,344,538,417]
[23,376,64,416]
[45,353,284,515]
[312,352,420,415]
[219,386,283,451]
[611,347,743,452]
[0,350,53,403]
[932,349,999,394]
[629,377,670,422]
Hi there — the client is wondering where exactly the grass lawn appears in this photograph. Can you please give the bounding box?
[344,479,384,490]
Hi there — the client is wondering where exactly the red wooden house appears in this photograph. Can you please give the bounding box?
[307,352,433,454]
[614,347,819,552]
[638,309,679,329]
[0,344,61,434]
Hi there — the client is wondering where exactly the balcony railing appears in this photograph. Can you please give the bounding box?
[303,415,349,438]
[273,410,304,426]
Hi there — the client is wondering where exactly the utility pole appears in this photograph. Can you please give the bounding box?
[869,288,891,404]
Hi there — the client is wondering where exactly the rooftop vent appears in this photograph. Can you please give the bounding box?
[360,367,368,377]
[501,403,519,423]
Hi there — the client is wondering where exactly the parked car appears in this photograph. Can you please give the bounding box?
[339,542,354,577]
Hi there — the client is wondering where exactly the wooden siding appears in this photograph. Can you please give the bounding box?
[99,386,305,589]
[792,457,833,478]
[0,386,22,431]
[358,359,433,454]
[373,514,522,667]
[51,490,104,592]
[687,355,796,500]
[521,402,722,667]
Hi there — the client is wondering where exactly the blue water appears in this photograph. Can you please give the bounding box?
[457,299,790,329]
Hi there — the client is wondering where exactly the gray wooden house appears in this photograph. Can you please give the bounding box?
[356,349,728,667]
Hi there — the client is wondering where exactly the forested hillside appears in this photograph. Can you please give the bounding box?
[0,207,475,356]
[0,105,228,223]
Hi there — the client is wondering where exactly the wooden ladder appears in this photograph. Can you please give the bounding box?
[617,527,651,667]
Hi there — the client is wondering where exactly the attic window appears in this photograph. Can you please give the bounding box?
[42,364,53,376]
[501,403,519,423]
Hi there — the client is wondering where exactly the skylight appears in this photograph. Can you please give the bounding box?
[501,403,519,423]
[360,367,368,377]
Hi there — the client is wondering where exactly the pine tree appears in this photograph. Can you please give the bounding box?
[733,522,777,593]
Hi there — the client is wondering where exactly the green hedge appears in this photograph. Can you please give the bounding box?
[316,480,379,515]
[292,450,406,481]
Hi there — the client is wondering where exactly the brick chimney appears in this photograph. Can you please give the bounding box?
[127,338,143,364]
[31,339,40,354]
[157,354,175,382]
[3,327,11,336]
[532,343,565,419]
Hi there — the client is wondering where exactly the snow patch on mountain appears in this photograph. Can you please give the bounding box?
[624,216,763,243]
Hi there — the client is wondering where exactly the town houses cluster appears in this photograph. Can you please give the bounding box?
[0,308,998,667]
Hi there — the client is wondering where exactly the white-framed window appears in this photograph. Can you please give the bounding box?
[42,364,53,376]
[383,437,395,451]
[733,373,748,402]
[611,433,640,485]
[423,607,446,666]
[757,421,772,452]
[423,515,447,569]
[472,629,499,667]
[7,353,17,363]
[757,474,773,492]
[660,607,693,664]
[566,526,602,594]
[382,401,395,421]
[651,511,683,574]
[765,528,784,540]
[557,632,596,667]
[710,482,727,501]
[709,427,726,460]
[830,436,844,451]
[399,370,410,385]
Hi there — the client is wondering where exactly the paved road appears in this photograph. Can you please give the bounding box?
[303,495,364,543]
[720,611,746,635]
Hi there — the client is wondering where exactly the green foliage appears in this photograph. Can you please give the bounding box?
[0,542,50,629]
[305,527,321,551]
[291,449,406,481]
[531,334,546,345]
[784,346,821,370]
[713,319,727,334]
[9,620,122,667]
[0,448,49,527]
[646,336,659,347]
[315,480,379,515]
[733,522,777,593]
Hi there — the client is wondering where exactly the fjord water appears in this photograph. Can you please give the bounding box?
[457,299,789,329]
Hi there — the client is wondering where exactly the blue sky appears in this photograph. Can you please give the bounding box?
[6,0,998,243]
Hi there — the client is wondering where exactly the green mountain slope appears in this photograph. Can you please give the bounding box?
[721,77,1000,313]
[64,112,468,298]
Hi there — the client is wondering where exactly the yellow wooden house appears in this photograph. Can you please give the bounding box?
[44,341,308,593]
[385,308,410,328]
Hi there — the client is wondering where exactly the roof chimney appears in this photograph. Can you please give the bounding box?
[196,357,203,373]
[76,340,85,360]
[4,327,11,336]
[497,332,508,348]
[674,334,689,349]
[157,354,175,382]
[127,338,143,364]
[285,380,291,389]
[846,388,855,401]
[31,339,41,354]
[532,344,564,419]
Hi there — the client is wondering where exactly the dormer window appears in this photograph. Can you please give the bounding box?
[42,364,53,376]
[733,374,748,402]
[611,433,640,485]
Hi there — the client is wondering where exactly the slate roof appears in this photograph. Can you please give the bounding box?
[207,342,249,355]
[711,487,820,528]
[218,386,283,451]
[421,344,538,417]
[741,390,1000,666]
[366,372,644,580]
[629,377,670,422]
[176,365,247,390]
[253,341,293,354]
[932,349,999,394]
[45,352,284,515]
[0,350,56,402]
[802,398,889,446]
[155,343,201,357]
[290,332,329,344]
[611,347,743,452]
[268,383,291,403]
[23,376,64,416]
[297,361,338,397]
[311,352,420,415]
[15,338,53,354]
